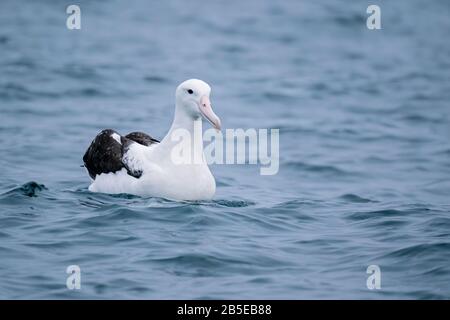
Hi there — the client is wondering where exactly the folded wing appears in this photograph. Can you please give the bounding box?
[83,129,159,179]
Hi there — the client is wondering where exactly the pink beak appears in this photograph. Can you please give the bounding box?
[199,95,221,130]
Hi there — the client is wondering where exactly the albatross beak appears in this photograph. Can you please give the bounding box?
[199,95,221,131]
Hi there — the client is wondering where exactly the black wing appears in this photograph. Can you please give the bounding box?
[82,129,159,180]
[125,132,160,146]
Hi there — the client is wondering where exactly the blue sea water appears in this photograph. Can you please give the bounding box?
[1,0,450,299]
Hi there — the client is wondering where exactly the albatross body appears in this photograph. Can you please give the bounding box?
[83,79,221,201]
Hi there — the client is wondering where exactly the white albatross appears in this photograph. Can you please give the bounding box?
[82,79,221,201]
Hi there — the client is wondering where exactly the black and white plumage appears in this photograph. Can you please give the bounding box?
[83,129,159,179]
[82,79,221,200]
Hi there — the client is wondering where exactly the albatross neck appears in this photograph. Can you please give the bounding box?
[158,103,205,161]
[169,103,203,132]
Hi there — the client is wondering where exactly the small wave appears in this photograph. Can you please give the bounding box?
[0,35,9,44]
[216,180,231,187]
[54,64,102,80]
[262,91,296,102]
[346,208,419,221]
[382,242,450,259]
[273,199,325,209]
[0,83,35,101]
[339,194,375,203]
[258,206,317,223]
[284,161,351,176]
[1,182,47,198]
[213,199,255,208]
[400,114,443,124]
[275,34,297,45]
[108,193,142,200]
[64,87,105,97]
[218,44,247,53]
[143,253,250,276]
[145,198,196,209]
[71,190,141,209]
[73,189,141,200]
[308,82,331,92]
[0,83,64,101]
[421,266,450,277]
[74,207,159,228]
[8,57,36,69]
[434,148,450,156]
[333,13,365,27]
[72,187,254,210]
[343,52,365,61]
[424,217,450,229]
[143,75,169,83]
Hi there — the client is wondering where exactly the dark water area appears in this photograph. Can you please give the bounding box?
[1,0,450,299]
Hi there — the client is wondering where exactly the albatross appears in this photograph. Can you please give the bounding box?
[82,79,221,201]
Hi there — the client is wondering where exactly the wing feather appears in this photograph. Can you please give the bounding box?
[83,129,159,179]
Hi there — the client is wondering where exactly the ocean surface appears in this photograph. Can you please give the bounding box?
[1,0,449,299]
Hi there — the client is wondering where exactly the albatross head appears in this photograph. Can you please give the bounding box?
[175,79,221,130]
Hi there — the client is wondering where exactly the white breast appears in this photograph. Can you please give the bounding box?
[89,142,216,201]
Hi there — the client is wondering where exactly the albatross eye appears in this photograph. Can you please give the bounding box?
[187,89,194,94]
